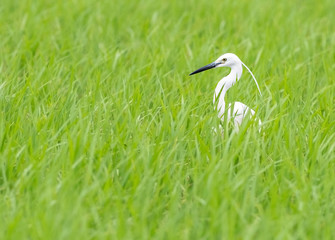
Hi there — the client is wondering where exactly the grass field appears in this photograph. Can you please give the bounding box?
[1,0,335,239]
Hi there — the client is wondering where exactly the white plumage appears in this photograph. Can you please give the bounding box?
[190,53,262,128]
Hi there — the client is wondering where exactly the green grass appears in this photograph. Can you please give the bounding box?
[1,0,335,239]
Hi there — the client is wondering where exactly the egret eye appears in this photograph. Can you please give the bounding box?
[222,58,227,62]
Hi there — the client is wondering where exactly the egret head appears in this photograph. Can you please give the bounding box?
[214,53,242,68]
[189,53,241,76]
[189,53,262,96]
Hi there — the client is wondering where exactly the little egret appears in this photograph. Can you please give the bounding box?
[189,53,262,128]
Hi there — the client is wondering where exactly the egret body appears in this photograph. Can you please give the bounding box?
[190,53,262,128]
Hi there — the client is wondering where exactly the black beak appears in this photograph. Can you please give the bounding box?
[189,62,219,76]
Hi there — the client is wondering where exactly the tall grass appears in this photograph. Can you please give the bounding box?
[1,0,335,239]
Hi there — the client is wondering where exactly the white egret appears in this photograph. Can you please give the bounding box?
[189,53,262,128]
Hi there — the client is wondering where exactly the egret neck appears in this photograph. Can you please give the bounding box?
[213,63,243,117]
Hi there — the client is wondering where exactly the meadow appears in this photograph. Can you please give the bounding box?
[1,0,335,239]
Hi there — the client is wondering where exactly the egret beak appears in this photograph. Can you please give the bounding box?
[189,62,219,76]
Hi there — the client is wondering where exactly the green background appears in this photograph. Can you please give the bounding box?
[1,0,335,239]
